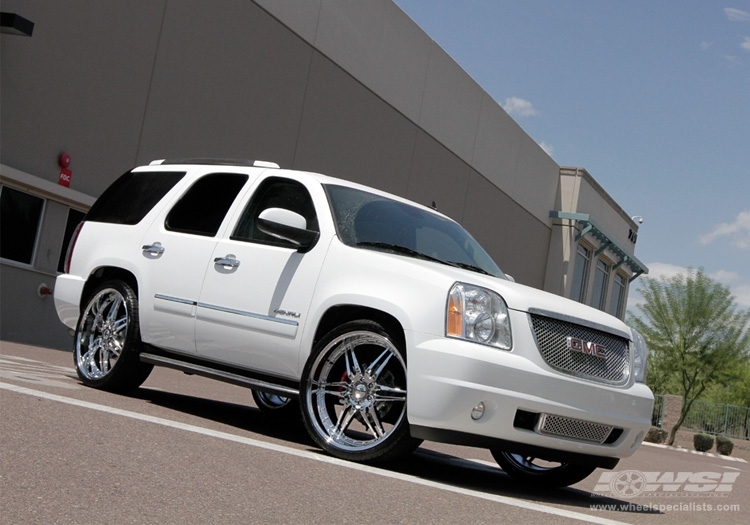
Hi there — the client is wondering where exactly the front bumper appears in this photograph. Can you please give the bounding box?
[406,330,653,465]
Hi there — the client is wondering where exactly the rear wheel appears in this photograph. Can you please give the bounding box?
[74,280,152,392]
[251,390,299,418]
[300,320,421,463]
[491,450,596,488]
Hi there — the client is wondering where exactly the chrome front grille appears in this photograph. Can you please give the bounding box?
[530,314,630,385]
[537,413,613,444]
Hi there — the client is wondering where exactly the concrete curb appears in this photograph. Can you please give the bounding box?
[642,441,748,462]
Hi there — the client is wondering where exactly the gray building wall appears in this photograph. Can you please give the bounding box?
[1,0,635,349]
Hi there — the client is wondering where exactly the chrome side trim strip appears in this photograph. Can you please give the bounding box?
[197,302,299,326]
[153,295,299,327]
[154,294,196,306]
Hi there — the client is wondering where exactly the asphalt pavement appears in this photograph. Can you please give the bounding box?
[1,341,747,525]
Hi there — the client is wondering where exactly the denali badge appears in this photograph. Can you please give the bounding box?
[274,309,301,318]
[566,336,607,358]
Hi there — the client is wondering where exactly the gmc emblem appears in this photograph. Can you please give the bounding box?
[566,336,607,358]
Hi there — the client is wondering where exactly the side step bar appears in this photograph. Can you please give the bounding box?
[140,352,299,398]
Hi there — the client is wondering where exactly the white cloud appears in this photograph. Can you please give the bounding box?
[502,97,539,117]
[627,262,750,309]
[742,36,750,51]
[698,209,750,248]
[626,263,690,311]
[712,269,742,284]
[723,54,742,65]
[701,41,713,51]
[734,285,750,307]
[644,262,690,281]
[724,7,750,22]
[538,141,554,156]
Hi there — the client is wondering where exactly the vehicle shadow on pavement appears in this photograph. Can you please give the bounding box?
[383,448,662,516]
[130,386,315,448]
[125,386,660,517]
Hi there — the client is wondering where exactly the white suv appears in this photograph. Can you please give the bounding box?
[54,159,653,487]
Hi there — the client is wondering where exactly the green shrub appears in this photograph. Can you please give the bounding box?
[693,433,714,452]
[716,436,734,456]
[645,427,668,443]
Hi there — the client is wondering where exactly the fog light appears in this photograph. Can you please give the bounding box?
[471,402,485,421]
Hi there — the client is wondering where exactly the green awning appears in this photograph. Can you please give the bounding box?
[550,211,648,282]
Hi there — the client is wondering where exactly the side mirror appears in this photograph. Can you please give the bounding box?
[257,208,319,252]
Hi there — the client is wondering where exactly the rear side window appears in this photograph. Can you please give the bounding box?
[165,173,248,237]
[86,171,185,225]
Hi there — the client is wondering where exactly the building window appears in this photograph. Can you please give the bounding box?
[591,259,610,311]
[57,208,86,272]
[571,244,591,303]
[609,273,627,318]
[0,185,45,265]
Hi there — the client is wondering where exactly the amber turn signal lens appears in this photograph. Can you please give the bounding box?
[447,293,463,337]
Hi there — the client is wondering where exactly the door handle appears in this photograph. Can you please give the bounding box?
[214,255,240,268]
[142,242,165,255]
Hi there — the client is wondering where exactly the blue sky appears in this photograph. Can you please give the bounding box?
[393,1,750,309]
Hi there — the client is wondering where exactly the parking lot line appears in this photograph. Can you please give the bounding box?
[1,380,632,525]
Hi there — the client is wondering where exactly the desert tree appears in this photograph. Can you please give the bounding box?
[629,268,750,445]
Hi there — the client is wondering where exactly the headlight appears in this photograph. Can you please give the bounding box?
[630,328,649,383]
[446,282,512,350]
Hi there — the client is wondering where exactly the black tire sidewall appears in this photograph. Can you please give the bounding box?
[491,450,596,488]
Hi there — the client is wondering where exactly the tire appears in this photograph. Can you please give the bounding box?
[300,320,421,463]
[251,390,300,418]
[74,280,153,392]
[490,450,597,488]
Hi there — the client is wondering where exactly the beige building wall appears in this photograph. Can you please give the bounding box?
[0,0,641,348]
[545,167,644,315]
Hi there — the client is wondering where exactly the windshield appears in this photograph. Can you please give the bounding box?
[324,184,506,278]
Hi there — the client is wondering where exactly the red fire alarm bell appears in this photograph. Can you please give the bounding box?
[58,152,72,187]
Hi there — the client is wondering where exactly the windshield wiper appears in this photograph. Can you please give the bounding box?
[446,261,492,276]
[356,242,494,276]
[357,242,495,276]
[356,242,446,264]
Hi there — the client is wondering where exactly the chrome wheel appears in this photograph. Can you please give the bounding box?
[76,287,129,380]
[74,280,152,392]
[252,390,299,418]
[491,450,596,487]
[301,321,419,462]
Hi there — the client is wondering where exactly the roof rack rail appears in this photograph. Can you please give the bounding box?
[149,158,280,169]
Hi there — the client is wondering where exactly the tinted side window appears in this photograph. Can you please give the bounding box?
[86,171,185,225]
[232,177,318,247]
[166,173,248,237]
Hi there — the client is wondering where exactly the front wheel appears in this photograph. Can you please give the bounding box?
[74,280,153,392]
[300,320,421,463]
[491,450,597,488]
